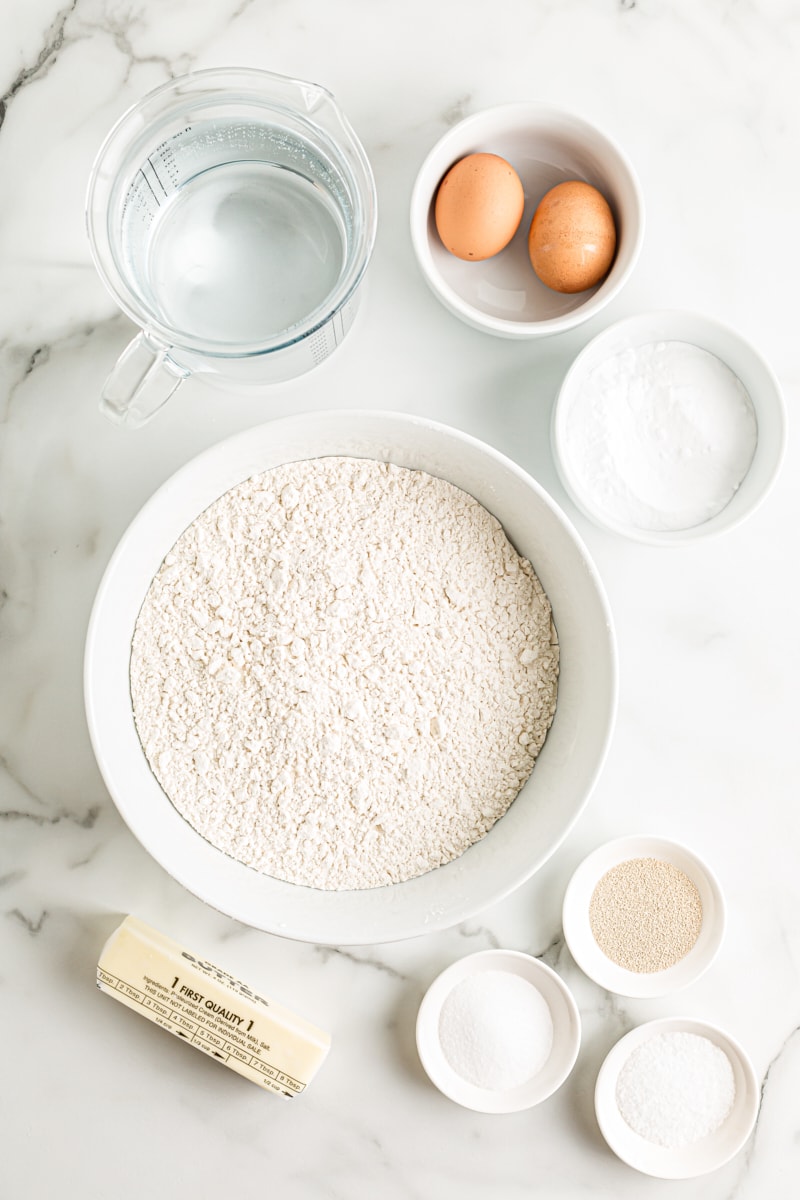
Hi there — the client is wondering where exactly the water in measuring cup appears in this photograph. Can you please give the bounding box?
[135,133,348,346]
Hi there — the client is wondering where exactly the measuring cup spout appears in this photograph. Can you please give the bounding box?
[101,332,188,429]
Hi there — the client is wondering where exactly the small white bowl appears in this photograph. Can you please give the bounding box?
[562,834,725,998]
[551,309,786,544]
[415,949,581,1112]
[595,1017,760,1178]
[410,102,644,338]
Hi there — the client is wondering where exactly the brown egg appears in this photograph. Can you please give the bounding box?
[435,153,525,261]
[528,181,617,293]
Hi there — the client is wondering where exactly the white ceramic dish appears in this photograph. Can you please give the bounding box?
[562,834,725,998]
[84,410,617,945]
[410,102,644,338]
[595,1017,759,1178]
[416,949,581,1112]
[551,309,786,545]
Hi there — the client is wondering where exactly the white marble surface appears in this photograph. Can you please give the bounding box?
[2,1,799,1196]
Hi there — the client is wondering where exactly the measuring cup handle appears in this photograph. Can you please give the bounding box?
[100,332,188,428]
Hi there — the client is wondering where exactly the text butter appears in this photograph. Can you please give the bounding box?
[97,915,331,1096]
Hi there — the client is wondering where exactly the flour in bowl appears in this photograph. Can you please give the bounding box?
[130,457,559,890]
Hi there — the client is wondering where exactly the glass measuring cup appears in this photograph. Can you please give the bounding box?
[86,68,377,428]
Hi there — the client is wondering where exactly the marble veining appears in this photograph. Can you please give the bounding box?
[2,1,799,1197]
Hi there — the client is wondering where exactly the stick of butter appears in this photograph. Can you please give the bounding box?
[97,915,331,1097]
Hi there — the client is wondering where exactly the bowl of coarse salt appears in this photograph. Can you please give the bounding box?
[551,310,786,545]
[416,949,581,1112]
[595,1016,760,1178]
[561,834,726,998]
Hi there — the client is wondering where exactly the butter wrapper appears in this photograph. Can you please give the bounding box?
[97,915,330,1096]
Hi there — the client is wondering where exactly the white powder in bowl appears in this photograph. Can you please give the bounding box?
[130,457,559,891]
[564,340,757,532]
[438,970,554,1090]
[615,1031,736,1148]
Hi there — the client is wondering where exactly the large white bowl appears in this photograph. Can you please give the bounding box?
[84,410,617,944]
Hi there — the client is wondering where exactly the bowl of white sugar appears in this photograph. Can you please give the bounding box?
[551,310,785,545]
[85,409,617,945]
[416,949,581,1112]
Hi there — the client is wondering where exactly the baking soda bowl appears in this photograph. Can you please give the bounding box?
[84,410,617,945]
[551,309,786,544]
[595,1017,760,1179]
[410,103,644,338]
